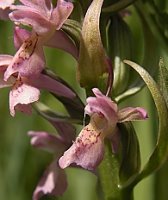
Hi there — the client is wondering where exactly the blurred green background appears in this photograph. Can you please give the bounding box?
[0,12,167,200]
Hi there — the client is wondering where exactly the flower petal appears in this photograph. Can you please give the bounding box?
[59,123,104,170]
[4,34,45,80]
[85,88,118,132]
[118,107,148,122]
[9,81,40,116]
[85,88,118,118]
[9,7,54,35]
[0,54,13,66]
[51,0,73,29]
[28,131,66,154]
[33,161,67,200]
[14,26,31,49]
[31,73,75,99]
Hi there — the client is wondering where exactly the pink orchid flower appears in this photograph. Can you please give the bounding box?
[28,121,76,200]
[4,0,76,82]
[0,54,75,116]
[59,88,148,170]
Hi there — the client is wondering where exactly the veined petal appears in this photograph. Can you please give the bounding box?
[28,131,66,154]
[9,81,40,116]
[51,0,73,29]
[4,34,45,80]
[33,161,67,200]
[9,8,54,35]
[118,107,148,122]
[59,123,104,170]
[14,26,31,49]
[19,0,53,19]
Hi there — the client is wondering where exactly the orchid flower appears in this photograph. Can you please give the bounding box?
[2,0,77,99]
[59,88,148,170]
[28,121,76,200]
[0,54,76,116]
[4,0,77,81]
[0,0,15,20]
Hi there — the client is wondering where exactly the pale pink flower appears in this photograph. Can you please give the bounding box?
[0,54,75,116]
[59,88,148,170]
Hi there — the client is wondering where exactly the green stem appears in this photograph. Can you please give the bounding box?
[102,0,137,13]
[98,140,134,200]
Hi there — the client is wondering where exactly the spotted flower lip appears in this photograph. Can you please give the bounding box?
[0,54,76,116]
[59,88,148,170]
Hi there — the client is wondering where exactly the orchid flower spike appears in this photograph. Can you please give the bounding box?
[59,88,148,170]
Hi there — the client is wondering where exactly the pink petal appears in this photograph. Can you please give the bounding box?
[85,88,118,129]
[59,123,104,170]
[19,0,52,18]
[0,54,13,66]
[33,161,67,200]
[14,26,31,49]
[118,107,148,122]
[9,81,40,116]
[9,7,53,35]
[4,34,45,80]
[46,30,78,60]
[31,73,75,99]
[28,131,66,154]
[51,0,74,29]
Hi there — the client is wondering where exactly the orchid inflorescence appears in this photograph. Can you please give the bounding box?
[1,0,168,200]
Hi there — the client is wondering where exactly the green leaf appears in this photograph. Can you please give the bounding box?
[108,15,132,97]
[124,60,168,185]
[98,140,120,200]
[115,4,160,102]
[62,19,82,50]
[102,0,136,13]
[119,122,141,185]
[78,0,108,89]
